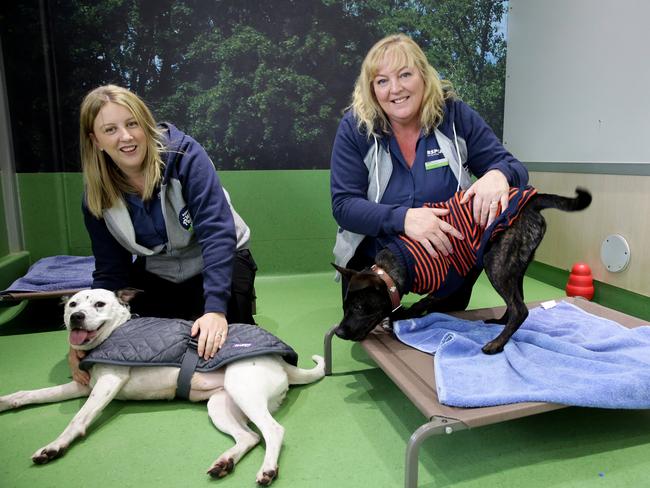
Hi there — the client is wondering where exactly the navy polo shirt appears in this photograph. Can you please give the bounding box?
[382,133,460,208]
[124,189,168,248]
[358,132,463,259]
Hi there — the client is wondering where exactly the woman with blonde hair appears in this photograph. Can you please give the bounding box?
[71,84,256,384]
[330,33,528,300]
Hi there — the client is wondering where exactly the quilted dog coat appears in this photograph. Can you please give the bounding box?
[79,318,298,399]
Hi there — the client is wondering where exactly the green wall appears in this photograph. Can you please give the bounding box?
[16,170,336,275]
[0,172,31,292]
[0,172,9,257]
[4,171,650,320]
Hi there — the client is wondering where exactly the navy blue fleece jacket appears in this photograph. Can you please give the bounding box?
[83,123,236,314]
[330,98,529,240]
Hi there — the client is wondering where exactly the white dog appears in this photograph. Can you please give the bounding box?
[0,288,324,486]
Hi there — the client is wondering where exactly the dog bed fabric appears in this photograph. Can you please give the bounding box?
[2,256,94,293]
[79,319,298,372]
[393,301,650,408]
[380,186,537,296]
[340,298,649,488]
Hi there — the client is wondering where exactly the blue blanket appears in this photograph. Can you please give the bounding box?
[393,301,650,409]
[3,255,94,293]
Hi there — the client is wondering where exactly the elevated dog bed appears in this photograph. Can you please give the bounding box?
[0,256,93,328]
[0,255,93,306]
[323,297,649,488]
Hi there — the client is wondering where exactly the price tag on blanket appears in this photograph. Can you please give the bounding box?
[540,300,557,310]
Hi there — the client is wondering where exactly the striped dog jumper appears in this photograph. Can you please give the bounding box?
[381,186,537,296]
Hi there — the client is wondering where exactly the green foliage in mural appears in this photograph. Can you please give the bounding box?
[2,0,509,171]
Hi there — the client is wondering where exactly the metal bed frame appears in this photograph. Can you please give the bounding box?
[323,297,648,488]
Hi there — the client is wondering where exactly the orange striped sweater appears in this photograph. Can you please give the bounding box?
[381,186,537,296]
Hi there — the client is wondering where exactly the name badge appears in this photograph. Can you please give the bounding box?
[425,159,449,171]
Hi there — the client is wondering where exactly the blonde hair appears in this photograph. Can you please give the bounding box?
[350,34,455,137]
[80,84,166,218]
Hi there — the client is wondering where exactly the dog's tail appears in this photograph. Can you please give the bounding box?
[283,355,326,385]
[532,187,591,212]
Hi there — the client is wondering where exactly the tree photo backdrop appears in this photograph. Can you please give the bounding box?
[1,0,509,171]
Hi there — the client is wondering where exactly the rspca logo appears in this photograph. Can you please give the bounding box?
[179,207,193,231]
[233,343,252,348]
[427,148,443,157]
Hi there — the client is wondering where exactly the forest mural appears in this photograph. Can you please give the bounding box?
[0,0,509,171]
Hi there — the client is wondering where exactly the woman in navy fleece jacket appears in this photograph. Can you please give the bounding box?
[330,34,528,295]
[71,85,256,384]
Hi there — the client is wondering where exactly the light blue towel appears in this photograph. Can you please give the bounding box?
[3,255,94,293]
[393,301,650,409]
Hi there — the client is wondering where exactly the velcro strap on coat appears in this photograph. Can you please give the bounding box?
[176,338,200,400]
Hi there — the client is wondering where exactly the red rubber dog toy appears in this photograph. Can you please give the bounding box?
[566,262,594,300]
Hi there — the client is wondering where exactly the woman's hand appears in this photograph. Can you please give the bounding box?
[460,169,510,228]
[404,207,464,258]
[191,312,228,360]
[67,347,90,385]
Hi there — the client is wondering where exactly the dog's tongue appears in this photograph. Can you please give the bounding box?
[70,329,90,346]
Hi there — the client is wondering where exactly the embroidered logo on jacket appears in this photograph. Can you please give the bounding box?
[179,206,193,231]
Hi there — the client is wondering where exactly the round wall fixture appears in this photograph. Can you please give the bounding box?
[600,234,630,272]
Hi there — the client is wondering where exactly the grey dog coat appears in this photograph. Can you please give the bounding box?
[79,318,298,399]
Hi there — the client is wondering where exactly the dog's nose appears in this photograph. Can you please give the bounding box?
[334,325,348,339]
[70,311,85,324]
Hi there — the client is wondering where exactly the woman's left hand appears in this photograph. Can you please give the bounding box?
[460,169,510,228]
[191,312,228,360]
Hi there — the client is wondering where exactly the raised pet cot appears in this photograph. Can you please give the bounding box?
[0,255,94,327]
[323,297,648,488]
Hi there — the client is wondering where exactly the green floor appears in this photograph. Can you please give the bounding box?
[1,272,650,488]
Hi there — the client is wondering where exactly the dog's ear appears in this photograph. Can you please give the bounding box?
[115,288,142,304]
[331,263,358,280]
[347,272,383,294]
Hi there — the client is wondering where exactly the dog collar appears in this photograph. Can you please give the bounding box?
[371,265,402,312]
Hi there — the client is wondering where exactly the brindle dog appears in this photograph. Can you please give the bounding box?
[334,188,591,354]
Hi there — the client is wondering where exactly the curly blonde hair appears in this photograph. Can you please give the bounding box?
[80,85,166,218]
[350,34,455,137]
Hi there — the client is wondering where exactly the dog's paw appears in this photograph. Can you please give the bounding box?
[32,445,66,464]
[0,397,12,413]
[207,457,234,478]
[481,341,504,355]
[256,466,278,486]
